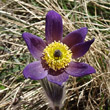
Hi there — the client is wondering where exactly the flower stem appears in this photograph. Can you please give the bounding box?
[54,106,60,110]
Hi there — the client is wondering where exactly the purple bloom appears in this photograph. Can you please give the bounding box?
[22,10,95,86]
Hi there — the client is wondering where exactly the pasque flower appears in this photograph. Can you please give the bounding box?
[22,10,95,86]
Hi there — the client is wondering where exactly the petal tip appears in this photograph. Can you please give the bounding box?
[80,27,88,35]
[83,27,88,30]
[22,32,30,39]
[46,10,62,21]
[88,38,95,45]
[92,38,95,42]
[22,32,26,38]
[47,10,60,16]
[90,66,96,73]
[84,27,88,33]
[71,37,95,59]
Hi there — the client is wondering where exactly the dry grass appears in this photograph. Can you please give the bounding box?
[0,0,110,110]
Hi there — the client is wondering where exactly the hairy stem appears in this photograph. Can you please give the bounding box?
[54,106,60,110]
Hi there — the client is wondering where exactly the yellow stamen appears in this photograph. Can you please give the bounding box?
[42,41,72,71]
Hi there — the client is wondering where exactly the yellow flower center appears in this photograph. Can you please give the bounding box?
[42,41,72,71]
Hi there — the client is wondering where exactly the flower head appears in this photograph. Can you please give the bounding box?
[42,41,72,71]
[22,10,95,86]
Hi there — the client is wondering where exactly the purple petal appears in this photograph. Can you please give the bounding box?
[45,10,63,44]
[23,61,47,80]
[62,27,88,48]
[71,38,95,59]
[22,32,46,60]
[66,62,96,77]
[47,72,69,86]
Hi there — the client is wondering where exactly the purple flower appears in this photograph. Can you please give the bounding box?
[22,10,95,86]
